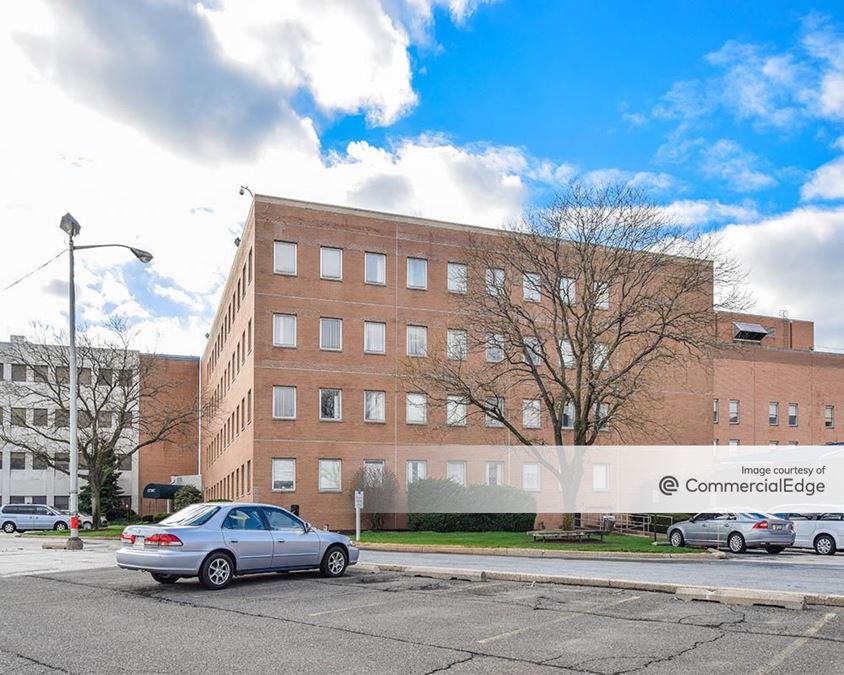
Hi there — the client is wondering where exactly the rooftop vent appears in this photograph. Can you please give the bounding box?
[732,321,768,342]
[9,335,26,344]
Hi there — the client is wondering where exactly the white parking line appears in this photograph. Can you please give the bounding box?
[754,612,838,675]
[1,568,61,578]
[477,595,640,644]
[308,601,386,617]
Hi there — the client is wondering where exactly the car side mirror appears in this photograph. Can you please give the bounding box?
[303,521,312,533]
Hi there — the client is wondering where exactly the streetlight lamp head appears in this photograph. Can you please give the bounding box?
[239,186,245,196]
[60,213,81,237]
[130,247,154,264]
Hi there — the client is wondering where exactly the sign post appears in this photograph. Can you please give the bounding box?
[354,490,364,542]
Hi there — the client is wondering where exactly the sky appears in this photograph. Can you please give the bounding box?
[2,0,844,354]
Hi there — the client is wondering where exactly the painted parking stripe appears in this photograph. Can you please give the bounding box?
[754,612,838,675]
[477,595,640,644]
[308,601,386,617]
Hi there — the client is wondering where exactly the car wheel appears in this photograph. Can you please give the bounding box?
[151,573,179,584]
[53,521,68,531]
[1,521,16,534]
[82,522,93,531]
[814,534,836,556]
[764,546,785,554]
[320,545,348,578]
[669,530,685,548]
[199,552,234,590]
[728,532,746,554]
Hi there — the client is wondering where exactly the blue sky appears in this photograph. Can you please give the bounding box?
[2,0,844,353]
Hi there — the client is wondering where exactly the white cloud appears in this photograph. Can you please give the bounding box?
[700,139,776,192]
[802,156,844,200]
[581,168,676,193]
[662,199,759,227]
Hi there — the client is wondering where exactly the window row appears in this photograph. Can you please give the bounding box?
[208,244,253,374]
[0,451,132,471]
[713,399,836,428]
[0,407,133,429]
[0,363,133,386]
[272,386,609,430]
[273,241,610,307]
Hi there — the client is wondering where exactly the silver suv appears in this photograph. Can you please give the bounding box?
[1,504,70,533]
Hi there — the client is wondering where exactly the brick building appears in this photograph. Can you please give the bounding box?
[199,196,844,529]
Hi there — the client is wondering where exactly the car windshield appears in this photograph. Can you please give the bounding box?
[159,504,219,526]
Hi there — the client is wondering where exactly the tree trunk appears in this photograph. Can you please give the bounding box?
[91,482,102,531]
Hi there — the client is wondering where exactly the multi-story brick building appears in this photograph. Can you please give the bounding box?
[200,195,844,530]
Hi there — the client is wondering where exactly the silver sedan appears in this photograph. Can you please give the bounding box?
[116,503,359,590]
[668,512,795,554]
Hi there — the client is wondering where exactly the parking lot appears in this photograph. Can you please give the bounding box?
[1,561,842,674]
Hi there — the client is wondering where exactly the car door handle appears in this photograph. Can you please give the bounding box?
[275,539,285,543]
[230,539,239,544]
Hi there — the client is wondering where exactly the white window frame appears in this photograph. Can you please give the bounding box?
[447,461,467,486]
[318,459,342,492]
[363,460,385,484]
[272,313,297,348]
[598,402,610,431]
[768,401,779,426]
[729,399,740,424]
[406,393,428,425]
[562,401,575,429]
[364,251,387,285]
[447,329,468,361]
[319,388,342,422]
[788,402,799,427]
[272,386,296,420]
[447,262,467,294]
[560,276,575,305]
[592,342,608,371]
[364,321,386,354]
[485,398,504,427]
[560,339,575,368]
[407,325,428,357]
[523,272,541,302]
[486,461,504,486]
[485,333,504,363]
[446,395,467,427]
[522,463,540,492]
[524,336,541,365]
[406,257,428,290]
[320,246,343,280]
[364,390,386,423]
[319,317,343,351]
[713,398,719,424]
[825,405,835,429]
[595,281,610,310]
[271,458,296,492]
[486,267,505,296]
[406,460,427,485]
[522,399,541,429]
[273,241,297,276]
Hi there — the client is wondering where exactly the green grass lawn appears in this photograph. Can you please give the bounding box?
[23,525,125,539]
[359,530,699,553]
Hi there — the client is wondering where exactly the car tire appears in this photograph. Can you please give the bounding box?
[320,545,348,578]
[728,532,746,554]
[151,573,179,584]
[199,552,234,590]
[814,534,836,556]
[1,521,15,534]
[53,521,68,531]
[764,546,785,554]
[82,522,93,531]
[669,530,685,548]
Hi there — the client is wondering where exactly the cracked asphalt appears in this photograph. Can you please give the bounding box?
[0,565,842,674]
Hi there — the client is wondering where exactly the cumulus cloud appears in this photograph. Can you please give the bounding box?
[802,156,844,200]
[700,140,777,192]
[662,199,759,227]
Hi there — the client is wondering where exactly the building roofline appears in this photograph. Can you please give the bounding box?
[141,353,200,361]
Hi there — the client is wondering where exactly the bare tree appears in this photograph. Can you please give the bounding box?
[404,183,748,516]
[0,321,202,527]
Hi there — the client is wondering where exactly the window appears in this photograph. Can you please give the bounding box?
[524,337,542,365]
[318,459,342,491]
[768,402,779,426]
[448,262,467,294]
[406,257,428,289]
[485,334,504,363]
[825,405,835,429]
[485,398,504,427]
[486,462,504,486]
[598,402,610,431]
[223,507,266,531]
[728,439,739,446]
[446,395,467,426]
[97,368,113,386]
[523,272,541,302]
[365,252,386,285]
[33,409,48,427]
[406,460,427,484]
[271,458,296,491]
[10,452,25,470]
[33,365,48,383]
[118,454,132,471]
[594,282,609,309]
[56,367,69,383]
[523,399,541,429]
[264,507,304,531]
[406,393,427,424]
[560,276,575,305]
[11,364,26,381]
[78,368,91,386]
[319,389,342,421]
[447,461,466,486]
[11,408,26,426]
[55,410,69,428]
[364,460,385,484]
[273,314,297,348]
[447,329,468,361]
[364,321,386,354]
[407,325,428,357]
[593,464,609,492]
[54,496,69,510]
[560,339,575,368]
[788,403,798,427]
[769,440,779,446]
[364,390,386,423]
[273,241,297,275]
[788,440,799,446]
[320,246,343,280]
[523,463,540,491]
[592,342,608,371]
[729,399,740,424]
[97,411,112,428]
[118,369,133,387]
[486,268,505,296]
[713,399,719,424]
[272,386,296,420]
[320,318,343,351]
[562,401,575,429]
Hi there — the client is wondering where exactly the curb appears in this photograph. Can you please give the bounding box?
[356,563,844,610]
[356,542,727,561]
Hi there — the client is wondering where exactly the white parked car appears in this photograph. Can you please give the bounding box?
[778,513,843,555]
[60,510,107,530]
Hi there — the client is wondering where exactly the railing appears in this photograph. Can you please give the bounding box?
[577,513,684,540]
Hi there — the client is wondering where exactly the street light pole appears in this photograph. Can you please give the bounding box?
[59,213,152,550]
